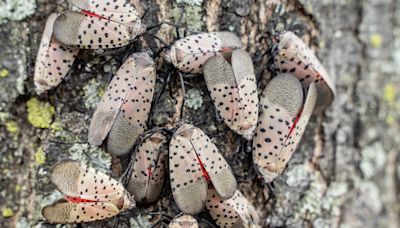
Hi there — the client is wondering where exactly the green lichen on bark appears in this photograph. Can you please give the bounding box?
[0,0,399,227]
[0,0,36,24]
[360,143,386,179]
[0,69,9,78]
[172,0,205,31]
[82,79,103,110]
[184,88,203,110]
[1,207,13,218]
[129,214,152,228]
[26,98,55,129]
[35,146,46,165]
[68,143,112,171]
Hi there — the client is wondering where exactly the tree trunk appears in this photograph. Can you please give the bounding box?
[0,0,399,227]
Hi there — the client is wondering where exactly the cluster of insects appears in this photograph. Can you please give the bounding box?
[34,0,335,227]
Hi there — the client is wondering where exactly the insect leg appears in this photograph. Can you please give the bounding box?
[198,217,218,228]
[178,71,186,120]
[175,5,185,39]
[145,21,181,32]
[148,211,173,227]
[243,138,252,154]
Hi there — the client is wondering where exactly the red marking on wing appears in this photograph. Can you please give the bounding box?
[196,154,211,182]
[65,195,96,204]
[81,10,107,20]
[221,47,232,52]
[287,109,302,140]
[147,166,153,178]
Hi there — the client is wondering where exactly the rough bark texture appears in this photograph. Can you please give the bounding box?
[0,0,399,227]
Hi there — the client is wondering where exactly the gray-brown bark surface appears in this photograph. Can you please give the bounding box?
[0,0,399,227]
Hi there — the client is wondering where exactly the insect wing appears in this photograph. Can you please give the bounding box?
[276,83,317,171]
[126,131,167,203]
[206,188,260,228]
[53,11,132,49]
[169,124,208,214]
[169,32,222,74]
[204,50,258,140]
[275,32,335,113]
[190,127,236,199]
[50,160,134,209]
[34,13,79,93]
[252,74,303,182]
[67,0,140,24]
[107,53,156,155]
[42,201,120,223]
[88,55,138,145]
[168,32,242,74]
[226,190,260,227]
[206,188,240,227]
[231,50,259,139]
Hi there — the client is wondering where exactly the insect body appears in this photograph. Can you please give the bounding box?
[125,131,167,203]
[88,52,156,155]
[53,0,144,49]
[166,32,242,74]
[274,31,335,113]
[203,50,259,140]
[205,188,260,228]
[34,13,79,94]
[42,160,135,223]
[168,214,199,228]
[253,74,317,182]
[169,124,237,214]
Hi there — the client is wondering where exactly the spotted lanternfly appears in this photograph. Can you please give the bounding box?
[124,131,167,203]
[88,52,156,155]
[34,13,79,94]
[253,74,317,183]
[166,32,242,74]
[42,160,135,223]
[53,0,144,49]
[169,124,237,215]
[203,50,259,140]
[274,31,335,114]
[205,188,260,228]
[168,214,198,228]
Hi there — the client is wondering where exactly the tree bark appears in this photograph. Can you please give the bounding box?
[0,0,399,227]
